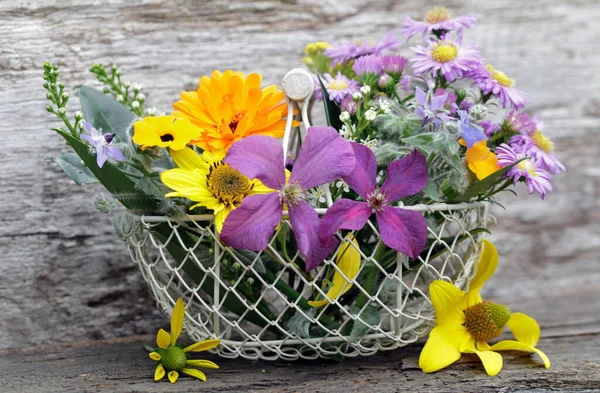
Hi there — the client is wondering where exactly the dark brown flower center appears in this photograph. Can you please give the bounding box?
[207,162,252,205]
[160,133,174,142]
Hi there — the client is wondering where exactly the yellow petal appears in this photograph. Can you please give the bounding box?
[181,368,207,381]
[429,280,466,325]
[214,204,234,233]
[460,339,503,376]
[154,364,165,381]
[157,328,171,349]
[168,370,179,384]
[468,239,498,299]
[308,236,360,307]
[419,324,469,373]
[488,339,550,368]
[465,140,491,162]
[468,153,500,181]
[171,298,185,346]
[169,147,209,171]
[149,351,161,361]
[506,312,541,347]
[186,359,220,369]
[183,339,221,353]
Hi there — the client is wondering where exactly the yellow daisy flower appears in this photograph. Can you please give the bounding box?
[419,239,550,376]
[160,147,272,232]
[172,70,298,152]
[149,298,220,383]
[133,115,202,151]
[308,235,361,307]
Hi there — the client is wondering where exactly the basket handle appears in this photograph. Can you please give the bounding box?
[281,69,334,207]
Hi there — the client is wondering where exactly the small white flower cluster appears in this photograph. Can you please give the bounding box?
[335,180,350,193]
[308,188,327,207]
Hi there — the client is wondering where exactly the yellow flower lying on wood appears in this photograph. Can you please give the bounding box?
[419,239,550,376]
[173,70,298,152]
[459,139,500,180]
[308,236,361,307]
[132,115,202,151]
[160,147,272,232]
[149,298,221,384]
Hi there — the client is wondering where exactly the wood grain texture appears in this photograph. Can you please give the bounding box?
[0,0,599,355]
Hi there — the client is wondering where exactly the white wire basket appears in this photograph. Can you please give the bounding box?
[126,70,491,360]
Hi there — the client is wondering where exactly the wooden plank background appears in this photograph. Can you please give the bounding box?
[0,0,598,363]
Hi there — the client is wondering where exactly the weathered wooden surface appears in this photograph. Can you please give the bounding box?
[0,0,599,375]
[1,331,599,393]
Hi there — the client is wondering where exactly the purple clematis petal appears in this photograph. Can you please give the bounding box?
[220,193,283,251]
[380,150,428,202]
[376,206,428,259]
[342,142,378,200]
[319,199,372,241]
[288,199,339,271]
[225,136,286,190]
[289,126,355,189]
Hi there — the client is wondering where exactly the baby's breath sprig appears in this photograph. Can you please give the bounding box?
[89,63,145,117]
[43,61,82,137]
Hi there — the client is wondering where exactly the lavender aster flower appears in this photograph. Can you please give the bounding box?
[320,145,428,259]
[470,64,529,109]
[410,35,482,82]
[479,120,501,137]
[414,87,452,129]
[319,72,359,103]
[496,144,553,199]
[503,111,537,135]
[80,121,126,168]
[220,126,356,271]
[509,120,565,174]
[401,7,477,40]
[457,110,486,148]
[380,55,407,76]
[324,31,400,65]
[352,55,382,76]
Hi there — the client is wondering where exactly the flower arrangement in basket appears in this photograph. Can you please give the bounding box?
[42,6,559,380]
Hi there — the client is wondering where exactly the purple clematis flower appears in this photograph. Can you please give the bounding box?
[220,126,356,271]
[80,121,126,168]
[457,110,487,148]
[319,144,429,259]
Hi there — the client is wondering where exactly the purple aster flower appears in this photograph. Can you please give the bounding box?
[457,110,487,148]
[410,35,482,82]
[320,145,428,259]
[496,143,553,199]
[220,126,356,271]
[380,55,407,76]
[352,54,382,76]
[80,121,126,168]
[470,64,529,109]
[503,110,537,135]
[316,72,360,103]
[478,120,501,137]
[324,31,400,65]
[401,7,477,40]
[509,120,565,175]
[414,87,452,129]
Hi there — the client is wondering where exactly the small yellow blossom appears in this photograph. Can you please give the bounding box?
[460,139,501,180]
[132,116,202,151]
[149,298,221,383]
[419,239,550,376]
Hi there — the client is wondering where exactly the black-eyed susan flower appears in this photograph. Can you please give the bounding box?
[132,115,202,151]
[173,70,299,152]
[419,239,550,376]
[149,298,221,383]
[160,147,272,232]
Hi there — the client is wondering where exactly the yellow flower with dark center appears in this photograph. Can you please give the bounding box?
[132,116,202,151]
[173,70,298,152]
[419,239,550,376]
[149,298,221,383]
[160,147,272,232]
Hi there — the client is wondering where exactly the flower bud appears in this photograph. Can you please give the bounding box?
[57,107,66,116]
[132,101,140,109]
[339,111,350,122]
[365,108,377,121]
[74,111,83,120]
[360,85,371,95]
[352,92,362,101]
[45,105,54,113]
[137,93,145,101]
[116,94,124,102]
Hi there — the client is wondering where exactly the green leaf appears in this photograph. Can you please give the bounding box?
[79,86,135,144]
[423,178,443,202]
[134,173,167,200]
[285,309,316,339]
[47,152,98,185]
[57,130,158,213]
[348,306,380,343]
[317,76,343,131]
[451,159,525,202]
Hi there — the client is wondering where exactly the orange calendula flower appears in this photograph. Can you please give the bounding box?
[460,139,500,180]
[133,116,202,151]
[419,239,550,376]
[173,70,298,151]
